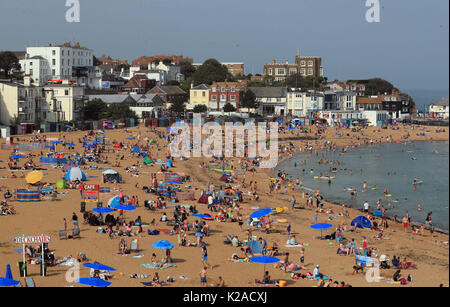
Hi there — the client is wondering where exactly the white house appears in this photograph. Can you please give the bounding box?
[429,97,449,119]
[20,42,96,87]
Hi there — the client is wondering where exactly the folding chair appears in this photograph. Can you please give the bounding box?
[130,239,139,252]
[59,230,67,240]
[72,228,81,239]
[25,277,35,287]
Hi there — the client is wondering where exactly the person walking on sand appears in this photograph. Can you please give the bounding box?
[72,212,79,229]
[200,266,208,287]
[201,243,213,270]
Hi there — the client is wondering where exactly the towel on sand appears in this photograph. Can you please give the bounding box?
[140,263,176,269]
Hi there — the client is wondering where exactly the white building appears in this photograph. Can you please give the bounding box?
[20,42,95,87]
[156,63,184,83]
[19,56,50,86]
[429,97,449,119]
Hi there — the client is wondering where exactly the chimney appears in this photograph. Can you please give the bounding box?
[148,63,151,70]
[285,59,289,64]
[24,75,31,86]
[191,81,194,89]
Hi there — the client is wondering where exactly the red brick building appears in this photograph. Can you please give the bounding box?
[208,81,247,111]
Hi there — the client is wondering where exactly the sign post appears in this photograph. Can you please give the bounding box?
[14,235,51,277]
[81,184,99,203]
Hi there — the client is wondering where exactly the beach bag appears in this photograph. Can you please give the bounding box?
[400,278,407,285]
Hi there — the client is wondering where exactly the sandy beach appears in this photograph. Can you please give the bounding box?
[0,123,448,287]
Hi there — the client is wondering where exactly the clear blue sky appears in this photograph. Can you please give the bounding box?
[0,0,448,91]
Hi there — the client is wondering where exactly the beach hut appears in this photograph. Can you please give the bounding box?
[351,216,372,229]
[142,156,152,165]
[65,167,86,182]
[246,240,263,255]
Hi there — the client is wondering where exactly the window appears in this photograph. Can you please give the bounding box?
[307,68,313,75]
[29,69,33,75]
[52,69,56,75]
[62,50,64,56]
[300,68,306,75]
[289,68,297,75]
[202,91,206,97]
[220,94,226,101]
[30,62,33,66]
[268,68,272,74]
[230,86,235,92]
[300,61,306,66]
[212,87,216,92]
[65,90,69,96]
[52,50,56,56]
[211,95,217,100]
[193,91,197,97]
[308,61,313,67]
[276,68,285,75]
[221,87,226,92]
[230,95,236,101]
[52,59,56,66]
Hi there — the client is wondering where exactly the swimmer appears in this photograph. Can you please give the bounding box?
[418,202,422,212]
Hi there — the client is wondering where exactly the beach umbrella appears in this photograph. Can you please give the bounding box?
[0,278,20,287]
[107,196,121,207]
[83,263,116,271]
[152,240,174,250]
[250,256,280,276]
[310,223,333,237]
[351,216,372,229]
[5,264,13,280]
[52,141,61,144]
[66,143,75,147]
[250,208,273,219]
[75,277,111,287]
[10,155,23,159]
[111,204,136,211]
[65,167,86,181]
[25,170,43,184]
[102,169,118,175]
[92,207,114,214]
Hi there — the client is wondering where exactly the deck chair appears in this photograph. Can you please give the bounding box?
[25,277,35,287]
[72,228,80,239]
[59,230,67,240]
[130,239,139,252]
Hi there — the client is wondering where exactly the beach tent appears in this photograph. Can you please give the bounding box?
[166,160,173,168]
[246,240,263,255]
[65,167,86,182]
[102,169,122,183]
[132,146,141,153]
[142,156,152,165]
[351,216,372,229]
[40,157,68,164]
[55,179,68,189]
[16,189,41,202]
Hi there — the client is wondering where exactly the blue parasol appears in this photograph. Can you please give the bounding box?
[107,196,120,207]
[111,204,136,211]
[92,207,114,214]
[5,264,12,280]
[45,146,55,150]
[250,256,280,264]
[52,141,61,144]
[152,240,174,250]
[83,263,116,271]
[250,208,273,219]
[10,155,23,159]
[75,277,111,287]
[0,278,20,287]
[310,223,333,237]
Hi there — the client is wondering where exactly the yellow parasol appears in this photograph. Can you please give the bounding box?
[25,170,43,184]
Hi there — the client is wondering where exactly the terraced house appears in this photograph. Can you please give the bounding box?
[208,81,246,111]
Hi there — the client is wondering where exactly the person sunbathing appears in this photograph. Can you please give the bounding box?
[401,258,417,270]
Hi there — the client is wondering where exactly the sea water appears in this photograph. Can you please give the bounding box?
[277,141,449,229]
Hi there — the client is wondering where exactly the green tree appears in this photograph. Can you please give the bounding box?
[193,104,208,113]
[162,58,172,65]
[179,60,196,79]
[82,99,109,120]
[169,96,186,114]
[191,58,233,86]
[113,63,130,72]
[167,80,180,86]
[241,89,259,110]
[223,103,236,115]
[107,102,138,121]
[349,78,395,96]
[0,52,20,78]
